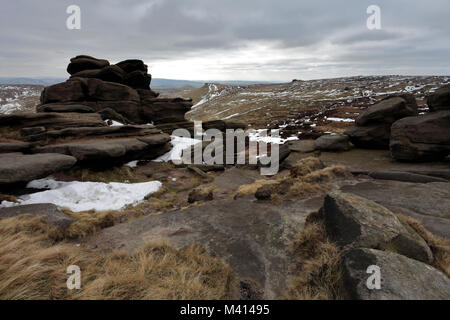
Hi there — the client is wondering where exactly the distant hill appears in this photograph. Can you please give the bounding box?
[0,77,279,89]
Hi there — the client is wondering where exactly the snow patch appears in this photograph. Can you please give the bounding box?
[153,136,202,162]
[0,179,162,212]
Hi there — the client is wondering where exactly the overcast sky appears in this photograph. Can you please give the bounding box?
[1,0,449,81]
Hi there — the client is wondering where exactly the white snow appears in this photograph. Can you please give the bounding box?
[125,160,139,168]
[0,179,162,212]
[248,129,298,144]
[104,120,124,126]
[153,135,202,162]
[325,117,355,122]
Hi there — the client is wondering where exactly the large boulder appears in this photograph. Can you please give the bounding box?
[40,79,86,104]
[344,124,391,149]
[0,204,73,233]
[71,65,125,84]
[427,84,450,112]
[356,96,418,126]
[67,55,109,75]
[340,180,450,238]
[390,110,450,161]
[321,191,433,263]
[86,78,140,102]
[141,98,192,124]
[123,70,151,90]
[116,59,148,73]
[345,95,418,149]
[342,248,450,300]
[315,134,350,151]
[287,140,316,153]
[0,153,77,185]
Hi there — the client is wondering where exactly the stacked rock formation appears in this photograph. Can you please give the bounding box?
[390,84,450,161]
[345,94,418,149]
[38,55,192,124]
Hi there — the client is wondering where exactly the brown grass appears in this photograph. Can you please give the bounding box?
[0,215,238,300]
[302,166,350,183]
[397,214,450,277]
[234,179,279,198]
[286,181,328,199]
[60,166,148,183]
[285,221,342,300]
[290,157,324,178]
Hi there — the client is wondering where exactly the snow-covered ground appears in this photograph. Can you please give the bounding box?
[0,178,162,212]
[154,135,202,162]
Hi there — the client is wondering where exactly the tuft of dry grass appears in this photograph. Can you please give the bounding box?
[286,181,328,199]
[285,221,342,300]
[397,214,450,277]
[63,210,119,239]
[60,166,148,183]
[302,166,350,183]
[234,179,279,198]
[0,215,238,300]
[290,157,324,178]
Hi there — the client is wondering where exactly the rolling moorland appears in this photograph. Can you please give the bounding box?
[0,56,449,300]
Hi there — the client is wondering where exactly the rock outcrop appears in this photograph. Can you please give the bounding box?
[39,56,190,125]
[390,110,450,161]
[342,248,450,300]
[314,134,350,151]
[0,153,77,185]
[321,191,433,263]
[345,95,418,149]
[427,84,450,112]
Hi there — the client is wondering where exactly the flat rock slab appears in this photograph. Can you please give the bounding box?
[0,203,74,232]
[342,248,450,300]
[0,153,77,185]
[0,142,31,153]
[36,136,169,162]
[366,170,448,183]
[319,149,449,172]
[287,140,316,153]
[84,197,324,299]
[340,180,450,238]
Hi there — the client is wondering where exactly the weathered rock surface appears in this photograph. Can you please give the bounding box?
[342,248,450,300]
[427,84,450,112]
[0,112,106,133]
[345,124,391,149]
[366,170,448,183]
[345,95,418,149]
[390,110,450,161]
[141,98,191,124]
[355,96,418,126]
[37,104,95,113]
[0,153,77,185]
[36,137,169,163]
[0,142,31,153]
[288,140,316,153]
[84,197,324,299]
[67,55,110,75]
[315,134,350,151]
[0,203,73,232]
[340,180,450,238]
[322,191,433,263]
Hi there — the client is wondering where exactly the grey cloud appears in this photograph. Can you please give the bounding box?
[0,0,449,79]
